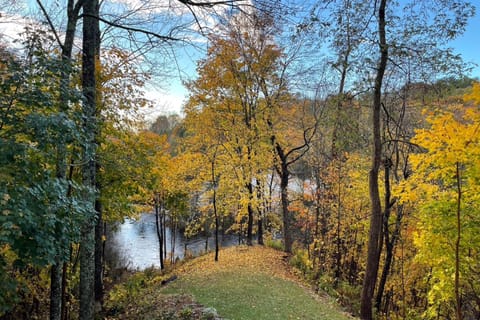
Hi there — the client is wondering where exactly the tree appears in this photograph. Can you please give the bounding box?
[360,2,387,318]
[0,27,89,319]
[34,0,86,317]
[184,11,283,246]
[268,98,319,253]
[399,100,480,319]
[356,1,475,317]
[79,0,99,317]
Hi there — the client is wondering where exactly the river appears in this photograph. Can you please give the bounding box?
[104,213,238,270]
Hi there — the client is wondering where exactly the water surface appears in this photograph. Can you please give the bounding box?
[105,213,237,270]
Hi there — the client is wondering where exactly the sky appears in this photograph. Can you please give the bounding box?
[146,2,480,118]
[0,1,479,119]
[450,3,480,79]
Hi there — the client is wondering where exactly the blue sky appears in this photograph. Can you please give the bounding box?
[156,2,480,116]
[1,1,478,117]
[451,3,480,78]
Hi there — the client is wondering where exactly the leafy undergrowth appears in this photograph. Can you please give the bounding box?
[104,246,355,320]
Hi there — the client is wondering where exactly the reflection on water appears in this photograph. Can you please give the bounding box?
[105,213,237,270]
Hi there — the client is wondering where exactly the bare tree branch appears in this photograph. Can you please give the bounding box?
[178,0,247,8]
[81,13,181,42]
[35,0,63,49]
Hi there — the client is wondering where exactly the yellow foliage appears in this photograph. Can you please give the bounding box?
[175,246,300,283]
[398,103,480,318]
[401,105,480,203]
[464,82,480,105]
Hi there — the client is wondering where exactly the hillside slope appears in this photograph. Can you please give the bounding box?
[104,246,355,319]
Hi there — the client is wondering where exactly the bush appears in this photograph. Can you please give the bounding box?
[315,274,361,316]
[265,238,284,251]
[106,271,160,311]
[289,248,313,276]
[179,306,193,319]
[335,281,361,316]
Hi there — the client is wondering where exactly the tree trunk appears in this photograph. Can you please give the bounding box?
[313,170,326,274]
[257,182,264,246]
[79,0,99,317]
[280,163,292,253]
[246,182,254,246]
[312,202,321,271]
[257,215,264,245]
[47,0,82,316]
[163,208,167,261]
[331,50,349,159]
[238,222,242,245]
[334,162,342,286]
[212,159,220,261]
[79,230,95,320]
[375,161,403,313]
[360,0,387,318]
[455,162,462,320]
[94,194,103,307]
[155,195,164,270]
[50,263,62,320]
[170,217,175,264]
[61,261,68,320]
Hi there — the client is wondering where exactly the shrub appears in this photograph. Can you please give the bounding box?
[265,238,284,251]
[289,248,313,276]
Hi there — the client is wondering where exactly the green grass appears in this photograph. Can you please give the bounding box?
[163,270,353,320]
[105,247,355,319]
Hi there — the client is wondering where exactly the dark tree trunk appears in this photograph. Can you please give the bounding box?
[272,139,294,254]
[257,182,264,246]
[79,0,99,317]
[61,165,75,320]
[50,264,62,320]
[79,231,95,320]
[375,205,402,312]
[312,170,326,274]
[211,158,219,261]
[375,160,403,312]
[238,222,242,245]
[279,162,292,253]
[331,48,349,159]
[455,162,462,320]
[257,215,264,245]
[46,0,83,316]
[246,182,254,246]
[94,193,103,307]
[60,261,68,320]
[312,203,321,270]
[334,162,342,286]
[163,209,167,261]
[155,194,164,270]
[360,0,388,318]
[170,218,176,264]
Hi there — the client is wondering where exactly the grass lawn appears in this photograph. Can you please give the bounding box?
[161,246,354,320]
[164,269,352,320]
[104,246,355,320]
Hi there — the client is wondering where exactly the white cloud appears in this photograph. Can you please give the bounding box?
[0,12,36,49]
[142,86,187,120]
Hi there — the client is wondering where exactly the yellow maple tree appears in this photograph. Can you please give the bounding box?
[397,91,480,319]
